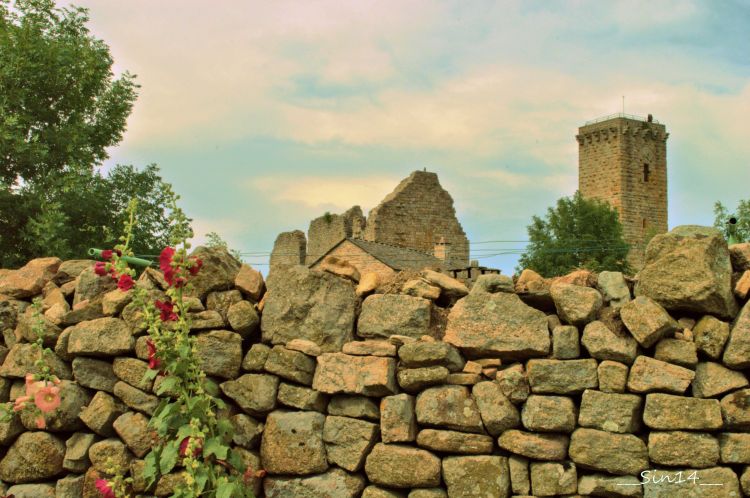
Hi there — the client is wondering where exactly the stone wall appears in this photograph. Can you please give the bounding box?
[578,116,669,269]
[269,230,306,268]
[0,227,749,497]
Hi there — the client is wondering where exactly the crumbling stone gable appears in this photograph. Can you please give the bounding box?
[306,206,366,265]
[363,171,469,269]
[578,116,669,269]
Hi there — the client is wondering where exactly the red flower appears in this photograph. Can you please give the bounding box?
[188,257,203,276]
[94,261,107,276]
[154,300,178,322]
[117,274,134,291]
[95,478,115,498]
[159,247,175,273]
[179,436,203,458]
[101,249,113,260]
[146,339,161,370]
[243,465,267,483]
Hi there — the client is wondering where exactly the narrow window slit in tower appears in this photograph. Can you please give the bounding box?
[643,163,650,182]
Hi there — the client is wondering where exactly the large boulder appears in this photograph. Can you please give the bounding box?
[635,226,738,319]
[262,265,357,352]
[67,317,134,357]
[357,294,432,339]
[620,296,679,348]
[0,257,61,299]
[724,300,750,369]
[185,246,241,299]
[0,432,65,483]
[444,293,549,359]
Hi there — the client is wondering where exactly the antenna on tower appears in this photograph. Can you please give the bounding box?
[622,96,625,114]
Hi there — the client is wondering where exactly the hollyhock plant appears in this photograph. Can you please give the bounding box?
[179,436,203,458]
[146,339,161,370]
[154,300,178,322]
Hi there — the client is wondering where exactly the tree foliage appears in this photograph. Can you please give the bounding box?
[0,0,138,183]
[714,199,750,244]
[0,1,184,268]
[205,231,243,262]
[517,191,630,277]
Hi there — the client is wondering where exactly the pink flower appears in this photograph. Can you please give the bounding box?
[25,377,46,398]
[94,261,108,276]
[34,415,46,429]
[117,274,134,291]
[13,395,30,412]
[95,478,116,498]
[34,385,61,413]
[101,249,113,260]
[154,300,178,322]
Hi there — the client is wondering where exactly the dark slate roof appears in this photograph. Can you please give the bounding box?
[309,237,443,271]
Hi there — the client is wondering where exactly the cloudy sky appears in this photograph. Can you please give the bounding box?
[59,0,749,274]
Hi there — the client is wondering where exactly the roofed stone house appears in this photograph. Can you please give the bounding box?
[308,238,444,278]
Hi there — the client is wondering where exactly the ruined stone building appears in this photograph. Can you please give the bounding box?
[577,113,669,268]
[270,170,470,277]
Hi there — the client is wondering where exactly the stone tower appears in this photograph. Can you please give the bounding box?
[577,114,669,269]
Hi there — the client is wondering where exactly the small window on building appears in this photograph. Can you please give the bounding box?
[643,164,650,182]
[643,218,647,230]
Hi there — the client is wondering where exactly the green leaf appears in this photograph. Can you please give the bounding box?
[159,440,179,474]
[216,481,237,498]
[155,375,180,396]
[143,450,159,488]
[203,436,228,460]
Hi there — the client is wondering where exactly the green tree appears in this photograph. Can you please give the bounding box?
[0,0,138,183]
[0,1,185,267]
[714,200,750,244]
[517,191,630,277]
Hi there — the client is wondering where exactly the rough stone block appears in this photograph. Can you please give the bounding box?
[472,381,520,436]
[643,393,723,430]
[693,315,730,360]
[551,325,580,359]
[626,355,695,394]
[313,353,397,397]
[415,385,484,433]
[277,382,328,412]
[527,359,598,394]
[264,467,365,498]
[578,389,642,433]
[569,428,648,476]
[328,395,380,421]
[497,430,569,461]
[530,461,577,497]
[550,283,603,326]
[364,443,441,489]
[380,394,417,443]
[692,362,748,398]
[264,345,317,386]
[582,320,638,364]
[442,455,510,498]
[358,294,432,339]
[220,374,279,416]
[521,395,576,433]
[597,360,628,393]
[397,366,449,393]
[398,341,465,372]
[653,338,698,368]
[323,415,379,472]
[648,431,719,468]
[416,429,494,454]
[620,296,679,348]
[260,410,328,475]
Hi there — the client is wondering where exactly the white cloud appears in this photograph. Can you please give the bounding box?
[247,174,401,212]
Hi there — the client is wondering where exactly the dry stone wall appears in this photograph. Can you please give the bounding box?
[0,226,749,497]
